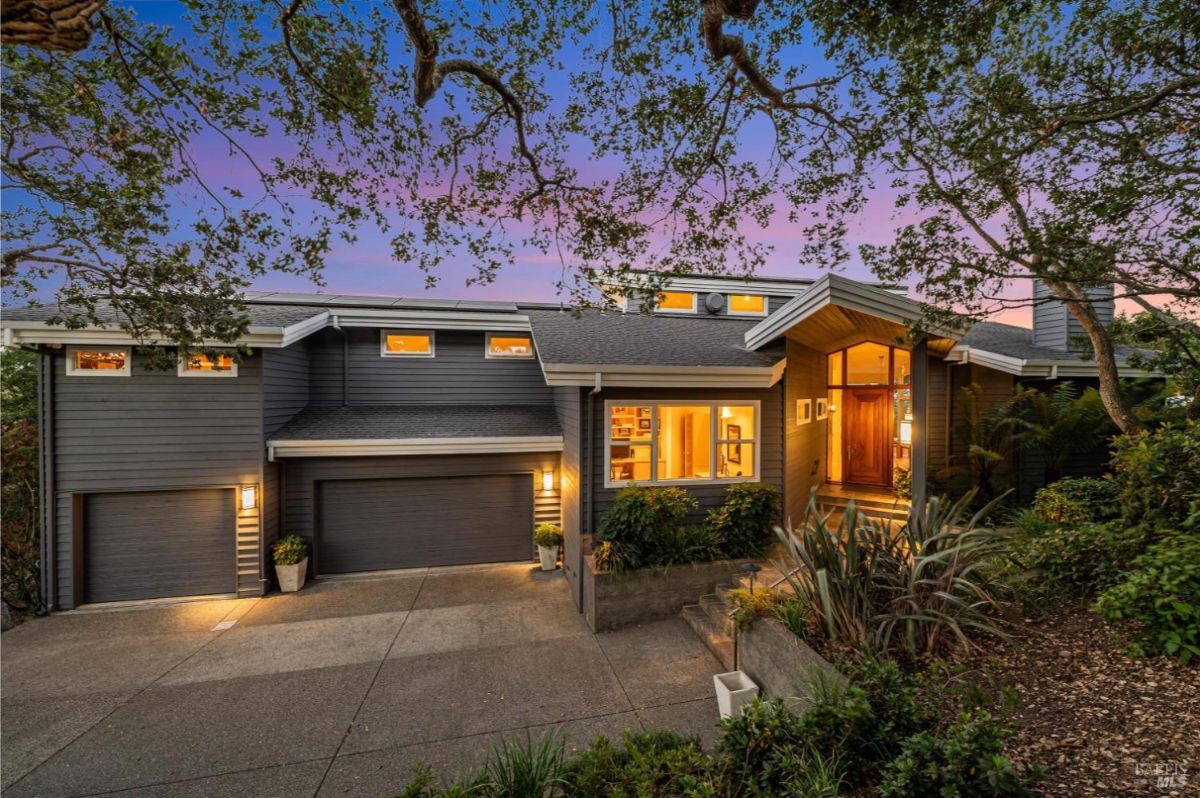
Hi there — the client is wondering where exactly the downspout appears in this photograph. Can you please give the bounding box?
[582,371,602,592]
[37,348,55,613]
[331,314,348,407]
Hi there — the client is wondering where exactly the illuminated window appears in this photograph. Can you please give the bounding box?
[728,294,767,315]
[845,342,891,384]
[655,291,696,313]
[606,401,758,486]
[178,351,238,377]
[381,330,434,357]
[893,349,912,385]
[65,346,130,377]
[486,333,534,359]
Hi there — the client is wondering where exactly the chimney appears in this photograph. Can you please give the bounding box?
[1032,279,1115,351]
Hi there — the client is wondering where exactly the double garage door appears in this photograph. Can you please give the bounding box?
[316,474,534,574]
[84,488,236,604]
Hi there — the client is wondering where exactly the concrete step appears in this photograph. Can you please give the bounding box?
[699,593,732,633]
[817,497,910,522]
[682,604,734,670]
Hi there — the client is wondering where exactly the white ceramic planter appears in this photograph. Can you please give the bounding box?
[276,558,308,593]
[714,670,759,719]
[537,545,559,571]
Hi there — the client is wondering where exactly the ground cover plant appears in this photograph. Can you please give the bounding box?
[394,657,1037,797]
[592,484,780,573]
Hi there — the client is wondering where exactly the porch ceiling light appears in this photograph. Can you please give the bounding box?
[240,485,257,511]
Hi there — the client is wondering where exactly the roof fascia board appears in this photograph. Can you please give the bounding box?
[947,345,1159,378]
[662,276,815,296]
[267,435,564,459]
[743,274,961,351]
[279,311,332,345]
[540,359,786,388]
[327,308,530,332]
[0,321,293,348]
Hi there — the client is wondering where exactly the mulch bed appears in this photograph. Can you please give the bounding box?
[966,605,1200,797]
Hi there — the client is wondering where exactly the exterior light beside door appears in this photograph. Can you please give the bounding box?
[899,415,913,445]
[542,470,554,492]
[240,485,257,511]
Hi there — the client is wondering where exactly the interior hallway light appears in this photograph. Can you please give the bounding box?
[542,470,554,492]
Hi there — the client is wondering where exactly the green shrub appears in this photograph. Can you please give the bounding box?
[1110,420,1200,532]
[1017,522,1149,597]
[272,534,308,566]
[1095,532,1200,663]
[652,524,723,567]
[717,694,871,794]
[724,585,785,630]
[777,490,1011,658]
[1031,477,1119,526]
[560,730,711,795]
[533,523,563,548]
[893,466,913,501]
[879,711,1035,798]
[483,730,565,797]
[705,482,781,558]
[595,486,697,572]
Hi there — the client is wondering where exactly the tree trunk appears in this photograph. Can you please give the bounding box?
[1049,279,1144,435]
[1,0,105,52]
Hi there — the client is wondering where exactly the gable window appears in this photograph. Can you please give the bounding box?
[606,400,759,487]
[655,291,696,313]
[65,346,130,377]
[728,294,767,316]
[486,333,534,359]
[178,351,238,377]
[381,330,434,357]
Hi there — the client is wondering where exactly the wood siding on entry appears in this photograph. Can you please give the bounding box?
[784,341,827,527]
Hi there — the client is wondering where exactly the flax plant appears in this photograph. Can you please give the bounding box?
[776,490,1011,659]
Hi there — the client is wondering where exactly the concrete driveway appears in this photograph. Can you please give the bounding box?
[1,563,725,797]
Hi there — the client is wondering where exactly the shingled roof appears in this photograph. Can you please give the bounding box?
[960,321,1153,364]
[526,308,785,368]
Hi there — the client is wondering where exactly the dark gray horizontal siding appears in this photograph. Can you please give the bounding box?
[307,328,552,406]
[263,342,311,435]
[281,451,563,560]
[50,350,264,608]
[587,385,785,531]
[926,358,950,478]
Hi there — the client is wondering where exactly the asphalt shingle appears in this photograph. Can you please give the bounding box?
[960,321,1153,363]
[526,309,784,368]
[268,405,562,441]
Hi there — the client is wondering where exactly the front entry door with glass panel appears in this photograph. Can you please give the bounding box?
[844,388,891,486]
[826,342,912,489]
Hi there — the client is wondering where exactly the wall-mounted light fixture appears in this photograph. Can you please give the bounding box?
[240,485,257,511]
[542,469,554,492]
[899,415,913,446]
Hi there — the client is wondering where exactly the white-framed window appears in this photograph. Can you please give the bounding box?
[727,294,768,316]
[605,400,760,487]
[65,346,131,377]
[655,291,697,313]
[178,350,238,377]
[485,332,535,359]
[380,330,435,357]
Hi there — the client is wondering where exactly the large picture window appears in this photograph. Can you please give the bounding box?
[605,400,759,487]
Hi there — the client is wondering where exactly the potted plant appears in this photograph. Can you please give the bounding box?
[534,523,563,571]
[273,534,309,593]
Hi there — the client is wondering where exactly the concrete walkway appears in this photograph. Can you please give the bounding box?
[1,563,725,797]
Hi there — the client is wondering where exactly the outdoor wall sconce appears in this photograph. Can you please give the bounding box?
[542,470,554,492]
[240,485,257,511]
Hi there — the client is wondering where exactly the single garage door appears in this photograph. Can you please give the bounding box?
[317,474,533,574]
[84,489,236,603]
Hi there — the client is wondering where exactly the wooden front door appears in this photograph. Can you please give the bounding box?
[845,388,891,487]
